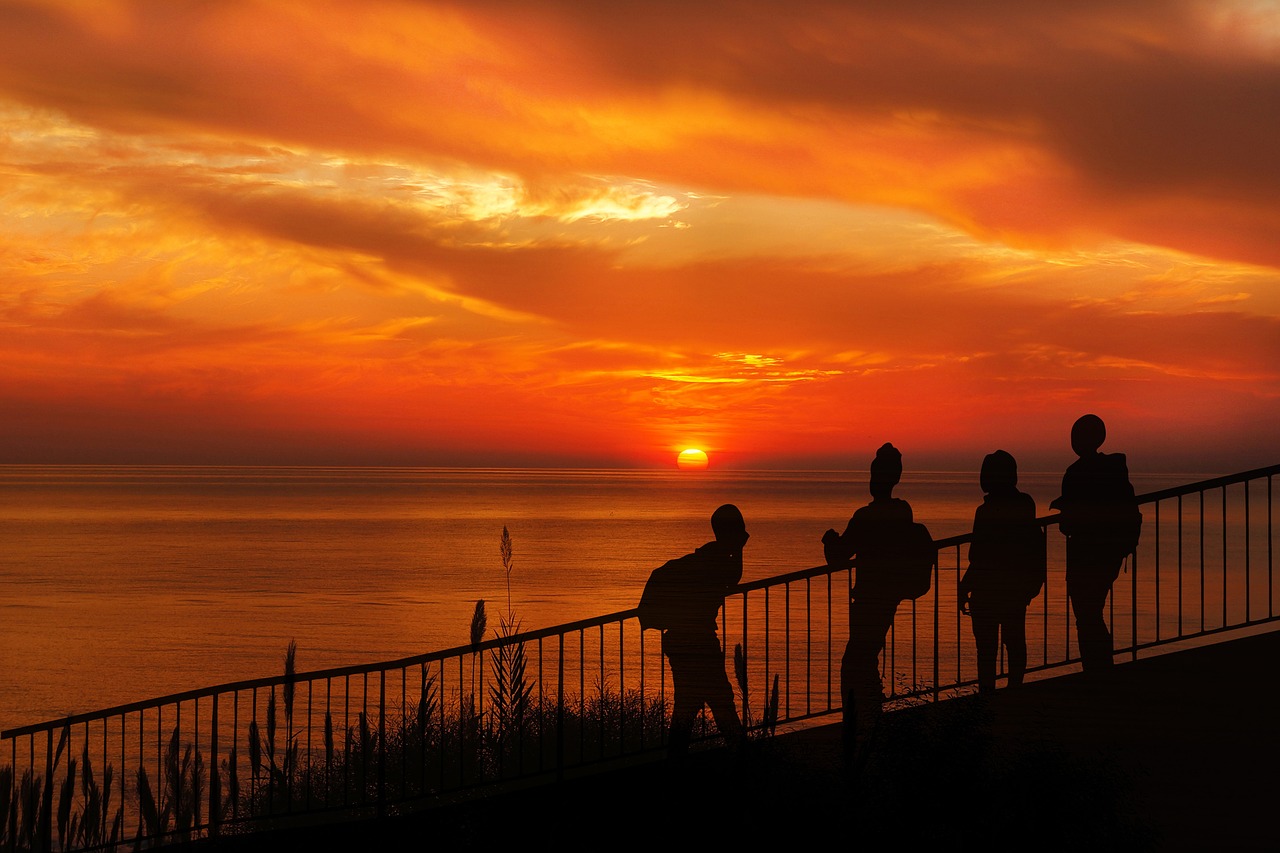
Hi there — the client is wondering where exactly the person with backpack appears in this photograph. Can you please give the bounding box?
[1050,414,1142,673]
[822,442,922,769]
[637,503,748,758]
[959,450,1044,694]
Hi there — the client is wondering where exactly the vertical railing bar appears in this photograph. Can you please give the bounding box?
[826,572,832,708]
[1065,551,1072,664]
[740,590,748,724]
[806,577,813,716]
[456,656,463,790]
[598,624,605,758]
[638,627,646,752]
[764,586,771,722]
[784,582,791,718]
[324,678,332,810]
[1129,544,1137,662]
[1177,494,1184,638]
[659,623,667,751]
[377,670,386,818]
[955,545,963,681]
[193,698,200,834]
[889,605,896,698]
[1222,487,1228,629]
[101,715,108,832]
[618,619,625,760]
[157,702,163,823]
[932,555,939,702]
[438,663,446,795]
[232,691,239,821]
[399,668,406,801]
[41,726,51,853]
[578,629,585,761]
[210,693,220,839]
[1269,474,1274,619]
[418,664,427,794]
[1155,499,1161,642]
[1200,490,1206,634]
[176,701,183,827]
[556,635,565,782]
[538,637,546,772]
[911,596,917,696]
[343,675,350,808]
[305,680,312,812]
[120,714,126,836]
[1245,479,1251,623]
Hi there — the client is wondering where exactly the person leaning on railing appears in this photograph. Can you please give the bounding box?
[959,450,1044,694]
[822,442,914,770]
[1049,414,1142,674]
[638,503,749,759]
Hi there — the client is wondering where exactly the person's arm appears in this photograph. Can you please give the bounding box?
[822,515,860,566]
[1051,470,1075,535]
[959,507,983,614]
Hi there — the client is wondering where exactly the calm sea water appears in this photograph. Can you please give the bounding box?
[0,465,1196,731]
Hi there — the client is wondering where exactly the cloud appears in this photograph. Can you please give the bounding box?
[2,0,1278,264]
[1,1,1278,466]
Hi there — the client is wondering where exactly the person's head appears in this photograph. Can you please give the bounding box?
[1070,414,1106,457]
[869,442,902,499]
[711,503,749,552]
[980,449,1018,494]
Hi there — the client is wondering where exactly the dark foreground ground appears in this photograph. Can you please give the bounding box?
[204,629,1280,852]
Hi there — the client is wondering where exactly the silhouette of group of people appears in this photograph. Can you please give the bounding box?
[639,413,1140,770]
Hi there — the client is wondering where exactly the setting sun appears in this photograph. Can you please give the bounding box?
[677,448,709,470]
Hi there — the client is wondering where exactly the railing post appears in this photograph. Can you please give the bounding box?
[377,670,386,819]
[932,557,940,702]
[41,729,53,853]
[556,637,565,783]
[210,693,220,839]
[1130,548,1139,663]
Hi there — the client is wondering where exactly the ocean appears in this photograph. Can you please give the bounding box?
[0,464,1214,731]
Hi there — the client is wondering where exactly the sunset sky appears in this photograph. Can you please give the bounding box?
[2,0,1277,471]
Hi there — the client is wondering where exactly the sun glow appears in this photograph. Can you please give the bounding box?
[677,448,709,470]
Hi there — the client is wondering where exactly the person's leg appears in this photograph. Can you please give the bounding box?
[1001,605,1027,688]
[842,601,880,765]
[665,657,698,757]
[663,635,702,758]
[692,636,744,745]
[1068,568,1111,671]
[852,600,894,734]
[970,606,998,694]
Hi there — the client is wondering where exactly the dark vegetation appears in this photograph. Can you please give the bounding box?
[0,528,780,850]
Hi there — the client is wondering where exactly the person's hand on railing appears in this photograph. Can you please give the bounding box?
[821,528,844,568]
[958,573,972,616]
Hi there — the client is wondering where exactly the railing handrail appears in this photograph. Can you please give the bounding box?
[7,462,1276,739]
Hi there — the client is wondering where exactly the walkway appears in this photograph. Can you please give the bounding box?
[204,628,1280,852]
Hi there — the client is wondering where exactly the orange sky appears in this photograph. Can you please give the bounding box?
[1,0,1277,471]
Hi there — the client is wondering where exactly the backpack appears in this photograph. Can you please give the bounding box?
[637,554,690,631]
[1019,522,1048,603]
[895,522,936,601]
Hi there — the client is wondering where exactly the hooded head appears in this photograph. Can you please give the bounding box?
[869,442,902,500]
[980,449,1018,494]
[711,503,749,553]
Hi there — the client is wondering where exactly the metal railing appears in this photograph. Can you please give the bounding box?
[2,464,1276,850]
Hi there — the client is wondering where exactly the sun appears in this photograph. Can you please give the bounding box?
[677,448,709,470]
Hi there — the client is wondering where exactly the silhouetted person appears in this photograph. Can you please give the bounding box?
[959,450,1042,694]
[823,442,913,767]
[1050,414,1141,673]
[639,503,747,758]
